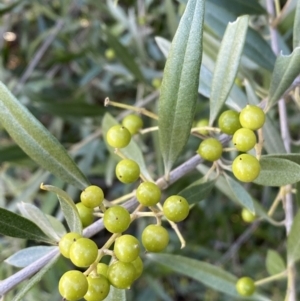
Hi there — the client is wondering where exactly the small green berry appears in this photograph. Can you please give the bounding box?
[76,202,94,227]
[131,256,143,280]
[114,234,140,263]
[232,154,260,183]
[103,206,131,233]
[142,224,169,252]
[163,195,189,222]
[105,48,115,60]
[69,238,98,268]
[136,182,161,206]
[115,159,140,184]
[236,276,256,296]
[235,77,243,88]
[107,261,136,289]
[232,128,257,152]
[106,125,131,149]
[80,185,104,209]
[122,114,143,135]
[195,119,209,135]
[84,275,110,301]
[241,208,256,223]
[197,138,223,162]
[59,232,82,258]
[138,15,146,25]
[218,110,242,135]
[97,263,109,278]
[59,270,88,301]
[151,78,161,89]
[239,105,265,130]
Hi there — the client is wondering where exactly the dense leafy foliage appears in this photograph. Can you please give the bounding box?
[0,1,300,301]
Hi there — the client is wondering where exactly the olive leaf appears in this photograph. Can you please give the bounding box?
[209,15,249,125]
[5,246,58,268]
[158,0,205,175]
[254,157,300,186]
[0,207,54,243]
[266,250,286,276]
[40,184,82,234]
[267,47,300,110]
[0,81,89,190]
[178,176,216,205]
[293,0,300,48]
[148,254,270,301]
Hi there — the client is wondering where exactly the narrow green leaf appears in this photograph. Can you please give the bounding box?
[254,157,300,186]
[104,286,126,301]
[0,207,53,243]
[41,184,82,234]
[0,81,90,190]
[158,0,204,174]
[267,48,300,109]
[266,250,286,276]
[205,2,276,71]
[155,36,171,58]
[261,153,300,165]
[226,83,248,111]
[209,15,249,125]
[224,174,255,214]
[293,0,300,48]
[200,64,248,110]
[178,177,216,205]
[12,250,60,301]
[263,115,287,154]
[244,79,260,104]
[102,113,152,181]
[18,202,60,242]
[46,215,67,238]
[148,254,270,300]
[104,29,145,83]
[155,35,248,111]
[287,209,300,264]
[5,246,58,268]
[209,0,266,15]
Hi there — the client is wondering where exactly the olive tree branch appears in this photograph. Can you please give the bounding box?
[0,134,231,296]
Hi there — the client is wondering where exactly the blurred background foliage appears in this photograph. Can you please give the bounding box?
[0,0,298,300]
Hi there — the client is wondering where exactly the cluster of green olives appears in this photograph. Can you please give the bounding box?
[59,186,190,300]
[58,114,191,300]
[58,233,109,301]
[196,105,266,183]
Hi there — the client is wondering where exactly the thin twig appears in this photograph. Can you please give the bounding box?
[0,134,232,296]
